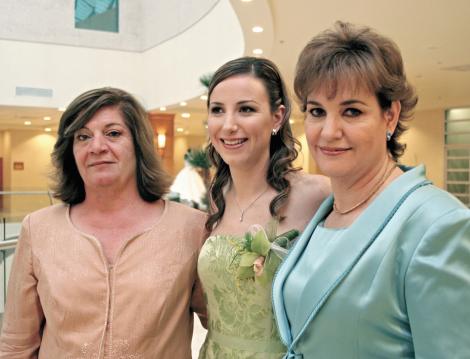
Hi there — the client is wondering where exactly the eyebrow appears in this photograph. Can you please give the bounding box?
[80,122,125,130]
[209,100,260,106]
[306,99,368,106]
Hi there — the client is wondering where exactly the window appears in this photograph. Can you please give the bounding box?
[445,108,470,207]
[75,0,119,33]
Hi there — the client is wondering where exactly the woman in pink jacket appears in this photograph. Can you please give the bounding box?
[0,87,207,358]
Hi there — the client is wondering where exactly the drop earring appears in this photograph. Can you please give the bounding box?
[272,129,278,136]
[386,130,392,141]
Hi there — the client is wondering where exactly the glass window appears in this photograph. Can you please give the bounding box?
[445,108,470,207]
[75,0,119,33]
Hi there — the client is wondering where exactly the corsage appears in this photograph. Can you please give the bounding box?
[235,220,299,286]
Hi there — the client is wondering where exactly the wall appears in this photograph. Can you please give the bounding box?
[0,0,244,110]
[401,108,445,188]
[1,130,56,216]
[141,0,219,50]
[0,0,220,52]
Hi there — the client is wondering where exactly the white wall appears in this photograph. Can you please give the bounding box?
[0,0,244,110]
[0,0,221,52]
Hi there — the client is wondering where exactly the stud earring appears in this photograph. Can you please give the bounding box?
[386,130,392,141]
[272,129,277,136]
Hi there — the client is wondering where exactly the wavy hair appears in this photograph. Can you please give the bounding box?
[205,57,300,231]
[51,87,171,204]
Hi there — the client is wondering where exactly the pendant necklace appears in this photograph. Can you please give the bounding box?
[234,185,270,222]
[333,163,396,215]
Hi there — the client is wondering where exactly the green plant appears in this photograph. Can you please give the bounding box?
[199,73,213,89]
[186,148,211,169]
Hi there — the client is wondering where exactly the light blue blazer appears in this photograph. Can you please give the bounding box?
[272,165,470,358]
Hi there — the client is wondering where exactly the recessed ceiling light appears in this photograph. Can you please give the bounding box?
[176,127,184,133]
[58,107,66,112]
[252,48,263,55]
[24,121,32,125]
[159,106,167,111]
[43,116,51,121]
[289,119,295,124]
[200,94,208,101]
[252,26,263,33]
[44,127,52,132]
[181,113,191,118]
[179,101,187,107]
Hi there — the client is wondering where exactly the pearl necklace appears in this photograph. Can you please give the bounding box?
[333,164,396,215]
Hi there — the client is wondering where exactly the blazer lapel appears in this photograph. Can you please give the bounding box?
[273,165,431,348]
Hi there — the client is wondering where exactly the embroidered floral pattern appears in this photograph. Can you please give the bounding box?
[198,234,288,359]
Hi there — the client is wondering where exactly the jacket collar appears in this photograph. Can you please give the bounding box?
[272,165,431,348]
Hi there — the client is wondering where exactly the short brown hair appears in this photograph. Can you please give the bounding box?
[51,87,171,204]
[294,21,418,160]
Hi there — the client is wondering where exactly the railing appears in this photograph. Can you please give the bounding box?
[0,239,18,251]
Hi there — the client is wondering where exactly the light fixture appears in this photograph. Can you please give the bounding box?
[179,101,187,107]
[58,107,66,112]
[200,94,208,101]
[252,26,263,33]
[24,121,32,125]
[252,48,263,55]
[289,119,295,124]
[176,127,184,133]
[241,0,253,2]
[43,116,51,121]
[157,133,166,149]
[181,112,191,118]
[159,106,167,111]
[44,127,52,132]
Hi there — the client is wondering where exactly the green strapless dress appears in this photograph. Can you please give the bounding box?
[198,234,286,359]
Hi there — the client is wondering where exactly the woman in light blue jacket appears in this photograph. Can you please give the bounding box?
[272,21,470,359]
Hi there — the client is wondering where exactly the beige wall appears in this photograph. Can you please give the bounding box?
[401,109,445,188]
[1,130,57,216]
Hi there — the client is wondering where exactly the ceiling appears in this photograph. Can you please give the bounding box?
[2,0,470,136]
[267,0,470,112]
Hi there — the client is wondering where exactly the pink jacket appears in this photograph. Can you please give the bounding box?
[0,200,207,358]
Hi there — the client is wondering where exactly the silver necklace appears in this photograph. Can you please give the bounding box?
[233,186,270,222]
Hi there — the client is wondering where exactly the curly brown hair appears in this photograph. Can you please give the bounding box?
[205,57,300,231]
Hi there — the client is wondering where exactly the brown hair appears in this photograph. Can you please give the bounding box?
[51,87,171,204]
[205,56,300,231]
[294,21,418,160]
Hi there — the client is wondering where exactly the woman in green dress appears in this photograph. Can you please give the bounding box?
[197,57,330,358]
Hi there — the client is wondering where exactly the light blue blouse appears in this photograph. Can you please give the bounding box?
[284,223,346,337]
